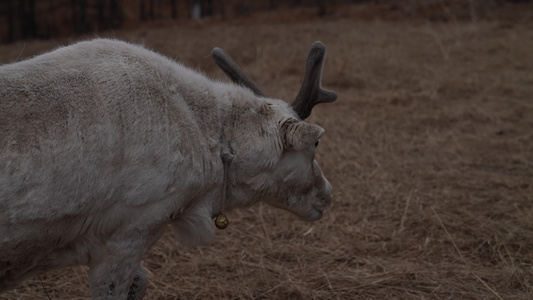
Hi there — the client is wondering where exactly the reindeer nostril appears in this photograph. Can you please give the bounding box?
[314,193,332,211]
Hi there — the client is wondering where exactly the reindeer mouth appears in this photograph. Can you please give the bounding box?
[300,206,324,221]
[304,196,332,221]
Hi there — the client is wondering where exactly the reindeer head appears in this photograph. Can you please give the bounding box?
[212,42,337,221]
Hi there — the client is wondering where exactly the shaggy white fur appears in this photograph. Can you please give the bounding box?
[0,39,334,299]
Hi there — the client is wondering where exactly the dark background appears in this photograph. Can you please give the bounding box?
[1,0,531,43]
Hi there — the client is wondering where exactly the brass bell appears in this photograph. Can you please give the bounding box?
[215,213,229,229]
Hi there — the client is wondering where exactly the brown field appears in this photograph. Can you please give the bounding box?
[1,4,532,300]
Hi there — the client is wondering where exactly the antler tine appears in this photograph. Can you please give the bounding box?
[292,41,337,120]
[211,47,266,97]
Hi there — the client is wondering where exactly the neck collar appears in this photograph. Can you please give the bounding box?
[213,135,235,229]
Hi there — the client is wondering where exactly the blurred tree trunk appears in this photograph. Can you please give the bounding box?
[71,0,77,30]
[18,0,36,39]
[97,0,122,30]
[190,0,201,19]
[97,0,105,29]
[317,0,327,16]
[170,0,177,19]
[72,0,89,33]
[140,0,156,20]
[215,0,226,18]
[109,0,122,27]
[290,0,302,8]
[140,0,146,20]
[203,0,213,16]
[80,0,88,33]
[149,0,155,19]
[6,0,15,42]
[141,0,155,21]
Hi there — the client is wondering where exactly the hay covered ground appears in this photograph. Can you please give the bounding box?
[1,4,532,300]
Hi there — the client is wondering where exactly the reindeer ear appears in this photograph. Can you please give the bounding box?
[281,119,325,151]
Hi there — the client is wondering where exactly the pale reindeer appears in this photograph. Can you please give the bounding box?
[0,39,337,299]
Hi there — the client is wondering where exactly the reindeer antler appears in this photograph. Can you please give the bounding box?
[292,41,337,120]
[211,42,336,120]
[211,47,266,97]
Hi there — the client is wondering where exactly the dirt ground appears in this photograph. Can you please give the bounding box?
[1,4,532,300]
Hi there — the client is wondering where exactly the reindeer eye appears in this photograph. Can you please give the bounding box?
[314,140,320,148]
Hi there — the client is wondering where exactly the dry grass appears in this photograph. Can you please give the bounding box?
[1,4,532,300]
